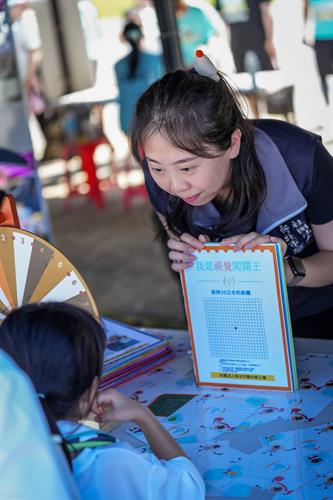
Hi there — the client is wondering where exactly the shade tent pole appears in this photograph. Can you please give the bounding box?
[152,0,184,72]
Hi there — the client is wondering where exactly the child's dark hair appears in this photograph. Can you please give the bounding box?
[130,70,266,239]
[0,302,105,462]
[123,21,143,79]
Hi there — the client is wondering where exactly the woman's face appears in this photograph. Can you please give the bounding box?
[143,130,241,206]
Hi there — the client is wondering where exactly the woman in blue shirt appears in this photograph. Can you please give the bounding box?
[130,56,333,339]
[115,21,163,136]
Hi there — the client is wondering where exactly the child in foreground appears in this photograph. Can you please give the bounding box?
[0,302,205,500]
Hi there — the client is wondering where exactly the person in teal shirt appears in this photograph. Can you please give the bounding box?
[115,21,163,135]
[174,0,216,68]
[305,0,333,102]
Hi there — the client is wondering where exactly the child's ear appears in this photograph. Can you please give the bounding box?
[229,129,241,159]
[78,376,99,417]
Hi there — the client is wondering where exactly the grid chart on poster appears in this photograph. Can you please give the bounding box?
[203,297,268,359]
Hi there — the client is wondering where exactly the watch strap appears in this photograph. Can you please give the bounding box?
[286,256,306,286]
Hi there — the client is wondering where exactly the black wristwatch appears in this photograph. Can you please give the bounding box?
[286,256,306,285]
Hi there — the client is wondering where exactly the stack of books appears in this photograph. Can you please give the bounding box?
[99,318,174,390]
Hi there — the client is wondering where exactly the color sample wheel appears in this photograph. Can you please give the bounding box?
[0,226,98,321]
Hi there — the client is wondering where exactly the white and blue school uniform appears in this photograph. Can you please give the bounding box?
[58,421,205,500]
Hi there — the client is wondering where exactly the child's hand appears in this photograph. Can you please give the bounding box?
[94,391,187,461]
[221,232,287,254]
[92,389,147,424]
[167,233,210,272]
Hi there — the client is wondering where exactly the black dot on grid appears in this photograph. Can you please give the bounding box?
[203,298,268,359]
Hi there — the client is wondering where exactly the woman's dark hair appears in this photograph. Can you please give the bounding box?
[130,70,266,239]
[123,21,143,79]
[0,302,105,462]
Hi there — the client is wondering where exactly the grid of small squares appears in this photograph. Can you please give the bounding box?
[203,297,268,359]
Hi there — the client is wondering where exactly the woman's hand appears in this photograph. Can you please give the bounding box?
[167,233,210,272]
[222,232,295,284]
[221,232,287,255]
[92,388,147,424]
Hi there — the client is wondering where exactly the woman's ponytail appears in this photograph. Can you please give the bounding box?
[123,22,143,79]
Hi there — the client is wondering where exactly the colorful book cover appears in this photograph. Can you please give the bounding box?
[100,318,173,389]
[102,318,165,360]
[180,243,297,391]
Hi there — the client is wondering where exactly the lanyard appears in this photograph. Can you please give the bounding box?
[64,430,117,454]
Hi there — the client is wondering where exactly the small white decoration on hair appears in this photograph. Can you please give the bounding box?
[193,50,220,82]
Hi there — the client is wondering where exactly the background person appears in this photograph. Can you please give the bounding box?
[304,0,333,103]
[8,0,45,117]
[125,0,161,55]
[8,0,47,160]
[115,20,163,139]
[216,0,276,72]
[174,0,217,68]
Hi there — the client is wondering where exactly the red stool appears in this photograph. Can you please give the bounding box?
[63,138,109,209]
[122,181,148,211]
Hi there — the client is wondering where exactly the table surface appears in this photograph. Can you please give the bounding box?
[104,329,333,499]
